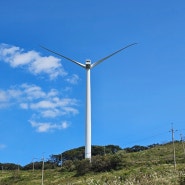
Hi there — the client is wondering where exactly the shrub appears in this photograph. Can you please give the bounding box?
[109,154,123,170]
[179,172,185,185]
[91,154,123,172]
[61,160,75,172]
[91,155,111,172]
[75,159,91,176]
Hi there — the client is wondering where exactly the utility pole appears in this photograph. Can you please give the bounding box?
[104,146,106,156]
[170,123,177,170]
[61,153,62,167]
[17,163,20,172]
[41,154,45,185]
[32,157,36,172]
[33,160,34,172]
[180,133,185,157]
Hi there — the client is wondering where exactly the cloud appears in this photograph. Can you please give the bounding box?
[29,97,79,117]
[0,144,6,150]
[30,100,55,109]
[0,83,79,115]
[63,107,79,115]
[0,90,8,102]
[0,43,81,133]
[0,83,79,132]
[8,89,22,98]
[0,90,13,108]
[0,43,67,79]
[40,109,61,118]
[0,84,46,107]
[65,74,80,84]
[21,83,46,100]
[29,120,69,132]
[20,103,29,109]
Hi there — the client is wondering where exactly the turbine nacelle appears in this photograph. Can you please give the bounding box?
[85,59,91,69]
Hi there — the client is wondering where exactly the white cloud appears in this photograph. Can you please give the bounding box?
[61,122,69,129]
[41,109,61,118]
[0,90,8,102]
[0,43,67,80]
[12,50,40,67]
[0,90,13,108]
[29,120,69,132]
[8,89,22,98]
[65,74,80,84]
[0,84,79,115]
[63,107,79,115]
[0,83,79,132]
[30,56,66,80]
[29,97,79,117]
[0,43,81,133]
[20,103,29,109]
[0,89,18,107]
[0,84,47,106]
[0,144,6,150]
[54,98,78,107]
[21,83,46,100]
[30,100,55,109]
[47,89,58,97]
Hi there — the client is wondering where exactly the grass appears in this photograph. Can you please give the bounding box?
[1,141,185,185]
[1,165,184,185]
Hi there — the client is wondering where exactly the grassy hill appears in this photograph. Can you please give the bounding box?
[1,142,185,185]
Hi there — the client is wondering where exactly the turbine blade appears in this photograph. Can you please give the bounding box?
[91,43,137,68]
[40,45,86,68]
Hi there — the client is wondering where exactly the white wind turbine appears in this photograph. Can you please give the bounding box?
[41,43,137,161]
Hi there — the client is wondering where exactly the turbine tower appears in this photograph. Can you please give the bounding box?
[41,43,137,161]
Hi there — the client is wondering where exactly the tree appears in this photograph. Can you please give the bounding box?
[61,160,75,172]
[0,163,22,170]
[124,145,148,153]
[106,145,122,154]
[75,159,91,176]
[49,145,122,165]
[49,154,60,166]
[91,155,111,172]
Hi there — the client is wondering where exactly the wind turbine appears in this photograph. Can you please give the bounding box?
[41,43,137,161]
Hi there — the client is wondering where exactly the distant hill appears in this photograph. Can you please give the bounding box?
[0,141,185,184]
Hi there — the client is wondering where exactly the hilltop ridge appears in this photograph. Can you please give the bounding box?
[0,141,185,184]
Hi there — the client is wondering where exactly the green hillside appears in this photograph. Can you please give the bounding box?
[1,142,185,185]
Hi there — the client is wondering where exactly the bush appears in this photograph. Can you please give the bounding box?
[59,154,123,175]
[109,154,123,170]
[179,172,185,185]
[124,145,148,153]
[91,155,111,172]
[91,154,123,172]
[75,159,91,176]
[61,160,75,172]
[1,163,22,170]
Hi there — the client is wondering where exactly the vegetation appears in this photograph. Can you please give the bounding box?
[49,145,122,166]
[1,141,185,184]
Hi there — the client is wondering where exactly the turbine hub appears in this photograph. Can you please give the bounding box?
[85,59,91,69]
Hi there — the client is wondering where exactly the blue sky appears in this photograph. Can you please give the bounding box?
[0,0,185,165]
